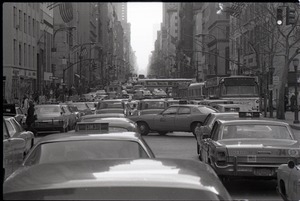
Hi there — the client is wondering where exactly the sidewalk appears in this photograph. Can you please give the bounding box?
[263,111,300,130]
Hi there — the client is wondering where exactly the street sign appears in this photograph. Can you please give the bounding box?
[273,76,279,85]
[49,76,59,80]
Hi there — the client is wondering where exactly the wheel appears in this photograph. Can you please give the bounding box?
[137,122,150,136]
[158,131,168,136]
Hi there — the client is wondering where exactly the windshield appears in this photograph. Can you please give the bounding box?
[141,101,166,109]
[24,140,149,165]
[221,85,259,96]
[221,125,293,140]
[73,103,88,110]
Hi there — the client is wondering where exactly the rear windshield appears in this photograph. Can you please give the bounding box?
[98,102,123,109]
[73,103,88,110]
[24,140,149,166]
[140,101,166,110]
[35,106,61,114]
[221,125,293,140]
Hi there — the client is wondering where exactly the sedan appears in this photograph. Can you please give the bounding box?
[96,99,126,114]
[72,102,93,116]
[22,132,155,166]
[33,104,70,134]
[129,104,218,136]
[277,160,300,201]
[4,116,35,155]
[4,158,232,200]
[201,117,300,179]
[3,103,26,125]
[3,118,26,181]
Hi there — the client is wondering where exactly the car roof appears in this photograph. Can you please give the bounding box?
[34,132,141,144]
[218,119,290,126]
[35,104,60,107]
[4,158,230,199]
[140,99,166,102]
[79,117,134,124]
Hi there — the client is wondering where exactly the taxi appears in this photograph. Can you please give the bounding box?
[277,160,300,201]
[4,158,232,200]
[128,104,218,136]
[200,112,300,179]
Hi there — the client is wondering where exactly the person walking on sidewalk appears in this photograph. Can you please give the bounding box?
[26,100,37,136]
[290,93,296,112]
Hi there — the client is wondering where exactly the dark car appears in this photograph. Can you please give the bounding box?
[33,104,70,134]
[4,158,232,200]
[129,104,218,136]
[200,115,300,180]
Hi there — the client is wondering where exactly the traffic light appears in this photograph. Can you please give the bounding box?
[286,7,296,25]
[276,8,283,25]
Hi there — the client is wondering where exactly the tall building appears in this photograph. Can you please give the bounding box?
[3,3,41,102]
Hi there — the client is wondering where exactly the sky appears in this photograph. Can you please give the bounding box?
[127,2,163,76]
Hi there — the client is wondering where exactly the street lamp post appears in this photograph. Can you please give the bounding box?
[293,58,299,124]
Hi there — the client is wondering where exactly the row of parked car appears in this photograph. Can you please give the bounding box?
[3,97,300,200]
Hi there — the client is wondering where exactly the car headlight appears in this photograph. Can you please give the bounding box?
[288,149,299,157]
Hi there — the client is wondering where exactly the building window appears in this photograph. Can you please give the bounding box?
[28,45,31,68]
[13,39,17,65]
[28,16,31,36]
[33,19,35,37]
[24,43,27,67]
[19,43,22,66]
[19,10,22,31]
[36,21,39,39]
[13,6,17,28]
[33,46,35,69]
[24,13,27,33]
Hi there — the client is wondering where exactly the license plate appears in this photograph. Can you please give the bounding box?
[254,168,274,176]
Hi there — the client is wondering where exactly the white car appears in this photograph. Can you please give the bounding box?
[277,160,300,201]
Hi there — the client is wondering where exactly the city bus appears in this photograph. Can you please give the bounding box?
[136,78,193,98]
[205,76,260,111]
[187,82,206,100]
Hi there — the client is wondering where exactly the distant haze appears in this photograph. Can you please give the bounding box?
[128,2,162,76]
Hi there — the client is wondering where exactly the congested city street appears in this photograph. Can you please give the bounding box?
[3,2,300,201]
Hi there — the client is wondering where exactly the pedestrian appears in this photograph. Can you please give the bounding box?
[194,122,202,141]
[26,100,37,137]
[290,93,296,112]
[22,95,29,115]
[284,95,288,112]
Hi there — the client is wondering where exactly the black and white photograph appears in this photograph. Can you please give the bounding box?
[2,2,300,200]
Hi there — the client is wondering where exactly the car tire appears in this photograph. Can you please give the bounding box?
[137,122,150,136]
[158,131,168,136]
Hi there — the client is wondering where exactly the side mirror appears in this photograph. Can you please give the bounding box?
[288,160,295,169]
